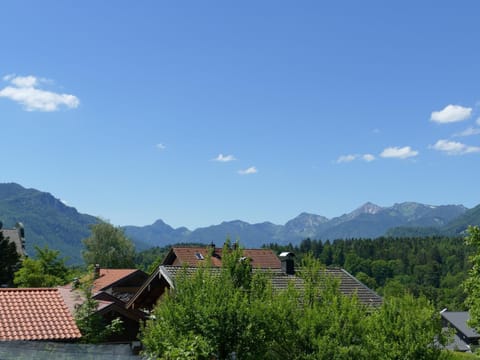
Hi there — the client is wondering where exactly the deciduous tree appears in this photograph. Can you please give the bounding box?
[82,222,135,268]
[14,245,70,287]
[464,226,480,330]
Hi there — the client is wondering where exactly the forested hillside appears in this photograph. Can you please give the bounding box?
[0,183,98,264]
[267,236,472,310]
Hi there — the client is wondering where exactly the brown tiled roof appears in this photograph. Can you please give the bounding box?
[164,247,281,269]
[0,288,82,341]
[92,269,139,293]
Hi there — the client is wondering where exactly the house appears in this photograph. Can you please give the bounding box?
[441,310,480,352]
[127,247,382,312]
[162,245,282,268]
[0,288,81,341]
[0,222,26,257]
[60,265,149,342]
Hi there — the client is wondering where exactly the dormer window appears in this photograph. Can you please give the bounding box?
[195,252,205,260]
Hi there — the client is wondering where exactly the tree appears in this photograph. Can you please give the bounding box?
[463,226,480,330]
[74,272,123,343]
[14,245,70,287]
[0,227,20,286]
[82,222,135,268]
[141,244,451,360]
[369,293,449,360]
[141,244,298,359]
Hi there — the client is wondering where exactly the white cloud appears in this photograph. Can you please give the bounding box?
[430,104,472,124]
[336,154,357,163]
[0,75,79,111]
[213,154,236,162]
[430,139,480,155]
[453,127,480,137]
[336,153,376,163]
[477,117,480,126]
[362,154,375,162]
[238,166,258,175]
[380,146,419,159]
[11,75,38,88]
[156,143,166,150]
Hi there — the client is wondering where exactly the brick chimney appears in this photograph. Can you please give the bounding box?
[279,252,295,275]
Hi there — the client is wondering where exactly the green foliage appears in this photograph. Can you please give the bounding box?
[141,245,297,359]
[14,245,70,287]
[74,275,123,343]
[135,246,169,272]
[464,226,480,330]
[0,228,20,286]
[369,293,449,360]
[296,266,372,359]
[448,351,479,360]
[268,236,471,309]
[82,222,135,268]
[141,247,449,360]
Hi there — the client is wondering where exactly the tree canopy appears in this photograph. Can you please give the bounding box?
[0,228,20,286]
[267,235,471,310]
[14,245,70,287]
[463,226,480,330]
[82,222,135,268]
[141,247,449,360]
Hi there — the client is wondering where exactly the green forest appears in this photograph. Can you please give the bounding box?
[266,236,472,310]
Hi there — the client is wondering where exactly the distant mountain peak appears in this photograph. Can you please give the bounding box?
[349,202,383,218]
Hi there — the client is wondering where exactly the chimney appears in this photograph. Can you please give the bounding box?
[94,264,100,279]
[208,242,215,256]
[279,252,295,275]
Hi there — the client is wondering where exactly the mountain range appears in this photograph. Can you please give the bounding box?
[123,201,472,248]
[0,182,479,264]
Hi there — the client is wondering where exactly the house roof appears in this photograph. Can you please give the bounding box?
[441,311,480,340]
[164,266,383,307]
[0,288,82,341]
[127,264,382,310]
[92,269,140,293]
[162,247,282,269]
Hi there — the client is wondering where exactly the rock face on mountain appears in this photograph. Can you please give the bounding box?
[0,182,476,264]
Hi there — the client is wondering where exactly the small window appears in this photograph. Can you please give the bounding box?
[195,252,204,260]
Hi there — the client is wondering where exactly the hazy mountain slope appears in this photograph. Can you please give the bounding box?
[0,183,98,264]
[1,182,475,263]
[386,204,477,238]
[125,202,469,246]
[123,220,191,250]
[442,204,480,235]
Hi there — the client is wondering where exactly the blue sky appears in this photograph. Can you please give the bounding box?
[1,1,479,229]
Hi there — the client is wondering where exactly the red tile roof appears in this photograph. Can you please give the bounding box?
[165,247,281,269]
[0,288,82,341]
[92,269,138,293]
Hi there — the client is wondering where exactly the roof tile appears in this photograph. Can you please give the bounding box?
[167,247,282,269]
[92,269,138,293]
[0,288,82,341]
